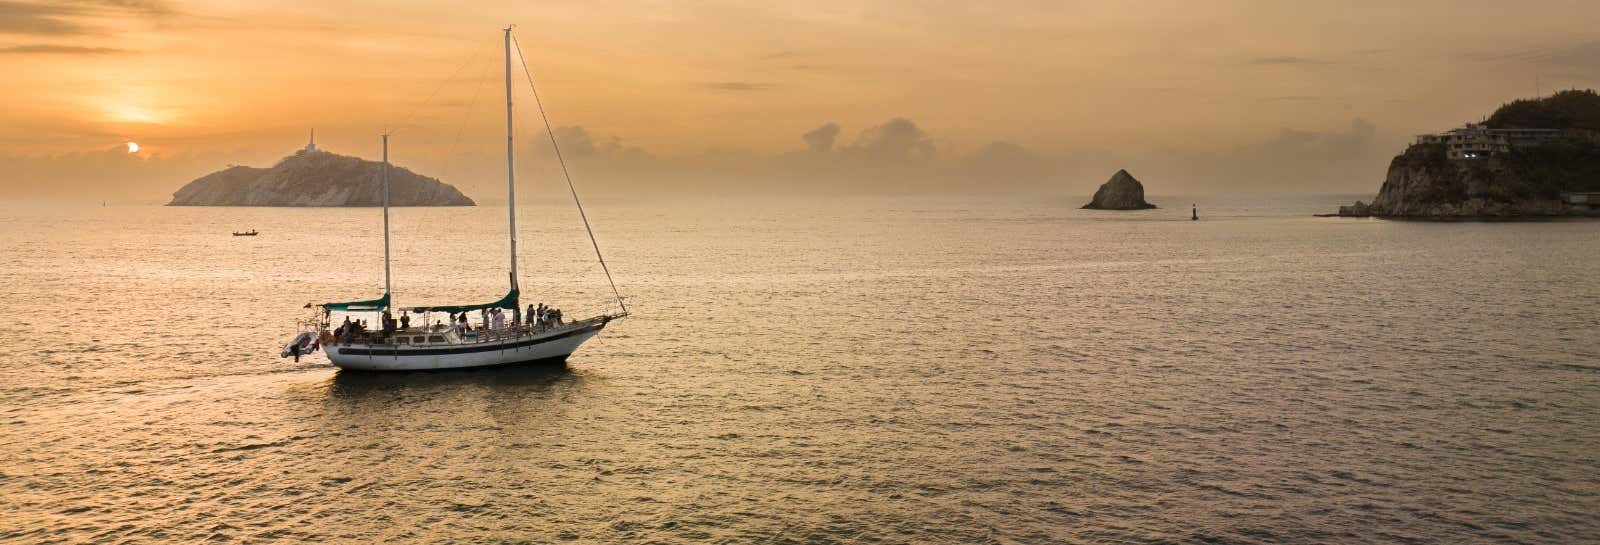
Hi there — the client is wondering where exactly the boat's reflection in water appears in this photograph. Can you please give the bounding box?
[319,363,593,441]
[327,363,580,400]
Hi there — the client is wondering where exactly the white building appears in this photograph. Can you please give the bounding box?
[1415,124,1561,159]
[1560,192,1600,205]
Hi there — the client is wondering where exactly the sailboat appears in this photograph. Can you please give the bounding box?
[288,26,627,372]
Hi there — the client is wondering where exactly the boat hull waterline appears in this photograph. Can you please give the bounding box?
[325,320,608,372]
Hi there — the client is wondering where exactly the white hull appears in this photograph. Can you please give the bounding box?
[324,320,608,372]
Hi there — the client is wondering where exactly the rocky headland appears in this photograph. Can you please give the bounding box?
[169,148,474,207]
[1333,90,1600,219]
[1083,169,1158,210]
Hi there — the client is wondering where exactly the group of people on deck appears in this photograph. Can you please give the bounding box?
[333,317,366,340]
[374,311,413,336]
[330,303,568,345]
[527,303,564,330]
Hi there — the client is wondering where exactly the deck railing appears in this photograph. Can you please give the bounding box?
[333,317,598,347]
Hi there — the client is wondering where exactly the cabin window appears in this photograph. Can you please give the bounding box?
[428,336,446,343]
[413,336,427,344]
[395,337,409,344]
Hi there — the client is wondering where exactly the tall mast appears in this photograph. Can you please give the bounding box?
[381,132,392,312]
[504,26,520,308]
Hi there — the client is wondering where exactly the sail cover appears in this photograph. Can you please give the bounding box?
[322,293,390,312]
[406,289,519,314]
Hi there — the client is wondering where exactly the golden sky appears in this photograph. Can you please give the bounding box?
[3,0,1599,199]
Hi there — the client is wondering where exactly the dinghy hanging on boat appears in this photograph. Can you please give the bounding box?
[284,26,627,372]
[280,331,317,359]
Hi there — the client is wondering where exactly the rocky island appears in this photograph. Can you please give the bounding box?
[1333,90,1600,219]
[1083,169,1158,210]
[169,137,474,207]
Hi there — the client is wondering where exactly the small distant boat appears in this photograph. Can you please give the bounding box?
[233,230,259,236]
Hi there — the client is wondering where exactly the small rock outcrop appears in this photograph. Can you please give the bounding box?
[169,149,474,207]
[1082,169,1157,210]
[1337,201,1373,217]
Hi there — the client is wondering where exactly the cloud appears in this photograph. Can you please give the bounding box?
[768,119,1061,194]
[0,44,126,54]
[951,141,1051,190]
[1462,40,1600,66]
[89,0,175,17]
[0,1,87,35]
[1531,40,1600,67]
[841,117,935,162]
[0,0,175,36]
[0,116,1399,201]
[1456,40,1600,88]
[704,81,773,92]
[1127,117,1390,194]
[1254,118,1376,159]
[551,125,597,156]
[962,141,1032,166]
[546,125,651,161]
[801,122,839,153]
[1244,56,1332,66]
[0,145,278,200]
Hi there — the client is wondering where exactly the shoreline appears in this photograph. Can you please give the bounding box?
[1315,213,1600,221]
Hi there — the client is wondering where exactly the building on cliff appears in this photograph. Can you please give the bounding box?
[1415,123,1560,160]
[1560,192,1600,205]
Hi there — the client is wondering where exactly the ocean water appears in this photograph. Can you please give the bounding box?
[1,196,1597,544]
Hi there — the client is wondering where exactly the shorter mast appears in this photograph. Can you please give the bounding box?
[382,133,392,313]
[503,26,521,325]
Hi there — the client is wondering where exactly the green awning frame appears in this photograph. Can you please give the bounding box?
[405,289,519,314]
[322,293,390,312]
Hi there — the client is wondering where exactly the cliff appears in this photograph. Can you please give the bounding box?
[1336,90,1600,218]
[169,149,474,207]
[1083,169,1158,210]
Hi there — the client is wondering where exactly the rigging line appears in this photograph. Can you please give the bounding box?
[524,261,601,309]
[391,40,488,136]
[511,32,628,315]
[436,48,495,187]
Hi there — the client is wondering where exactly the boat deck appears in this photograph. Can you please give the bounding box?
[326,316,615,349]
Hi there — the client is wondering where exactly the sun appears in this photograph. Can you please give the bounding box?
[126,141,139,153]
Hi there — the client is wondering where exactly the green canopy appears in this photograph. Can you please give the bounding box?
[322,293,390,312]
[406,289,519,314]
